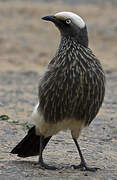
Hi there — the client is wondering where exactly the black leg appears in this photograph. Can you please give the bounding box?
[38,135,57,170]
[72,138,99,172]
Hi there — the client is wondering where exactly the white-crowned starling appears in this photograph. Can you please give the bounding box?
[11,12,105,171]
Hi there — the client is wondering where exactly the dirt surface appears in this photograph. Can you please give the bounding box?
[0,1,117,179]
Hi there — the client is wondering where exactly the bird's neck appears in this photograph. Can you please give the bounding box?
[60,35,88,49]
[60,26,88,48]
[59,36,87,53]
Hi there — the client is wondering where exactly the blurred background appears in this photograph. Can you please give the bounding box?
[0,0,117,72]
[0,1,117,179]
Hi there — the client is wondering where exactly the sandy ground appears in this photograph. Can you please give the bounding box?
[0,1,117,179]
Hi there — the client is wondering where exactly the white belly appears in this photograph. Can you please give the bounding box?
[32,103,85,138]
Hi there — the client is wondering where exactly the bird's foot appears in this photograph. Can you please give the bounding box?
[34,161,57,170]
[40,161,57,170]
[72,162,99,172]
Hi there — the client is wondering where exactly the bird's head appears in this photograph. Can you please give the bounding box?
[42,11,88,47]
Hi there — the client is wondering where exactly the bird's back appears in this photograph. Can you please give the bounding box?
[39,37,105,126]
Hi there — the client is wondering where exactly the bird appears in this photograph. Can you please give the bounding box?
[11,11,105,171]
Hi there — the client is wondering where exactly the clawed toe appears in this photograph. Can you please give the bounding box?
[72,164,100,172]
[39,162,57,170]
[33,162,57,170]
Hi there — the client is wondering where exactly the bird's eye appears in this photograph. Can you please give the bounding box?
[66,19,72,24]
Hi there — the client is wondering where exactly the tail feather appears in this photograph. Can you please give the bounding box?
[11,126,51,157]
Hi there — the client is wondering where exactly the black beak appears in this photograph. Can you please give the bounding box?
[42,15,63,30]
[42,15,57,23]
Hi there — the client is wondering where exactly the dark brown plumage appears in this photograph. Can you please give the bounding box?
[11,11,105,171]
[39,36,105,125]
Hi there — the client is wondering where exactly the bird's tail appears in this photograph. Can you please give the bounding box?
[10,126,51,157]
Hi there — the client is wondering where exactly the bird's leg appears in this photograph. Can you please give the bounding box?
[38,135,57,170]
[72,138,99,171]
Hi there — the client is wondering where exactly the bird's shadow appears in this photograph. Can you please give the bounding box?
[10,160,38,167]
[9,160,62,170]
[9,159,79,171]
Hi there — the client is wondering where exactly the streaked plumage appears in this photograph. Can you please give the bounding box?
[39,36,105,126]
[11,11,105,171]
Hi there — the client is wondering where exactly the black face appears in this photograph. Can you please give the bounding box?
[42,15,88,47]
